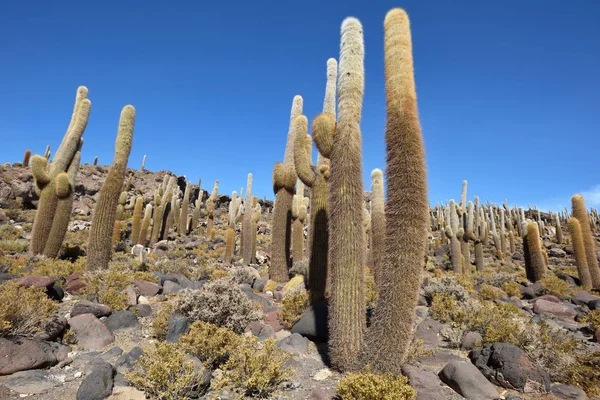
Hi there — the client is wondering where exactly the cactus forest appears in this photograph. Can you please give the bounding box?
[0,6,599,400]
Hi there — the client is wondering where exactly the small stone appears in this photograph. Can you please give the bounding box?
[277,333,309,355]
[548,248,566,258]
[311,387,336,400]
[115,347,144,375]
[402,364,464,400]
[108,386,146,400]
[16,275,55,289]
[416,318,443,349]
[138,296,149,304]
[133,280,161,297]
[129,304,152,317]
[312,368,332,381]
[123,284,137,306]
[290,301,328,342]
[76,359,114,400]
[264,310,284,332]
[258,324,275,341]
[551,383,589,400]
[460,331,482,351]
[65,272,86,293]
[535,294,561,303]
[533,299,577,320]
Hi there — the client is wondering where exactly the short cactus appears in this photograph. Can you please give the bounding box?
[523,221,546,282]
[572,194,600,288]
[131,196,144,244]
[206,181,219,234]
[567,217,592,291]
[86,105,135,271]
[22,150,31,167]
[138,203,153,245]
[179,181,191,235]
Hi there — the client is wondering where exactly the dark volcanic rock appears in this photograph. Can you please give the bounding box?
[0,338,69,375]
[439,360,498,400]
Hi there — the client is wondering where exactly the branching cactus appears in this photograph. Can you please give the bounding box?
[568,217,593,290]
[444,200,462,273]
[270,95,302,283]
[86,105,135,271]
[572,194,600,288]
[225,191,242,262]
[365,8,429,373]
[370,168,385,286]
[312,17,366,370]
[31,86,90,256]
[206,180,219,234]
[179,181,191,235]
[523,221,546,282]
[242,173,254,264]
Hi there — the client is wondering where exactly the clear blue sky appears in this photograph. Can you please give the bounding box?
[1,0,599,211]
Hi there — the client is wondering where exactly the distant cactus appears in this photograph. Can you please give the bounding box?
[370,169,385,285]
[364,8,429,373]
[242,173,254,264]
[567,218,592,291]
[469,198,488,271]
[555,213,563,244]
[31,86,90,257]
[93,156,98,166]
[151,194,165,245]
[179,181,191,235]
[131,196,144,244]
[210,227,216,240]
[224,191,242,262]
[312,17,366,370]
[141,155,146,171]
[572,194,600,288]
[206,181,219,234]
[22,150,31,167]
[86,105,135,271]
[444,200,462,273]
[523,221,546,282]
[270,95,302,283]
[251,197,261,262]
[138,203,153,245]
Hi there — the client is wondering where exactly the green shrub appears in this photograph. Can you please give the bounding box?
[580,310,600,332]
[126,342,199,400]
[152,303,173,340]
[0,225,21,240]
[83,269,158,311]
[422,276,469,303]
[336,370,416,400]
[540,274,573,299]
[222,337,292,397]
[430,293,457,323]
[0,281,58,337]
[478,284,506,300]
[209,269,229,280]
[278,291,309,329]
[0,239,28,253]
[501,281,522,298]
[179,321,242,368]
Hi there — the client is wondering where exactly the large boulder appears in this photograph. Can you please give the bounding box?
[276,333,309,356]
[0,338,69,375]
[290,301,328,342]
[533,299,577,321]
[16,275,55,289]
[165,315,190,343]
[402,364,464,400]
[0,369,62,394]
[69,314,115,350]
[133,280,161,297]
[438,360,499,400]
[104,310,140,333]
[469,342,551,393]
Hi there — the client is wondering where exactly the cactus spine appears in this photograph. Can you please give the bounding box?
[370,168,385,285]
[270,95,302,283]
[242,173,254,264]
[572,195,600,288]
[131,196,144,244]
[364,8,429,373]
[523,221,546,282]
[31,86,90,257]
[314,17,366,370]
[86,105,135,271]
[179,181,191,235]
[568,218,592,291]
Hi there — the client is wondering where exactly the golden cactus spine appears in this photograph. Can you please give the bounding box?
[364,8,429,373]
[369,168,385,286]
[131,196,144,244]
[571,194,600,288]
[31,86,90,256]
[523,221,546,282]
[313,17,366,370]
[270,95,302,283]
[242,173,254,264]
[86,105,135,271]
[179,181,191,235]
[567,218,592,291]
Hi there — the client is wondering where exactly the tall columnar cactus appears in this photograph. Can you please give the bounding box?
[43,145,51,159]
[86,105,135,271]
[141,155,146,171]
[93,156,98,166]
[365,9,429,373]
[179,181,191,235]
[444,200,462,273]
[206,181,219,234]
[22,150,31,167]
[294,116,331,301]
[523,221,546,282]
[370,168,385,285]
[250,197,261,262]
[555,213,563,244]
[138,203,153,246]
[469,198,488,271]
[270,95,302,283]
[312,17,365,370]
[567,218,592,291]
[572,195,600,288]
[242,173,254,264]
[131,196,144,244]
[459,180,470,269]
[225,191,242,262]
[31,86,91,256]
